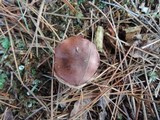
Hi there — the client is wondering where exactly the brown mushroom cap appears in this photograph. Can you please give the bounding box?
[54,35,100,88]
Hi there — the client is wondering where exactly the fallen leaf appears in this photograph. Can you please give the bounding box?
[97,96,109,120]
[70,98,91,119]
[94,26,104,52]
[4,109,14,120]
[124,26,142,44]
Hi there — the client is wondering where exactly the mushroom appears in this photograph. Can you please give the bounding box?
[54,35,100,88]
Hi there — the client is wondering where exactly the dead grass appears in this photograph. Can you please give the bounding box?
[0,0,160,120]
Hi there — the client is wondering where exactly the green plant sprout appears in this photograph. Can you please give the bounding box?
[27,79,41,95]
[0,73,7,89]
[0,36,10,62]
[148,71,158,83]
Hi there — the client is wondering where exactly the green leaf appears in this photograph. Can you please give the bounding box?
[118,112,123,120]
[26,99,37,108]
[27,79,41,95]
[31,68,36,76]
[76,12,83,19]
[77,0,85,5]
[17,40,25,49]
[148,71,158,83]
[0,73,7,89]
[1,37,10,49]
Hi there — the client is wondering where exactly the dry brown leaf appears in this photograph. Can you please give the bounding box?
[129,34,160,58]
[97,96,108,120]
[124,26,142,44]
[3,109,14,120]
[70,98,91,119]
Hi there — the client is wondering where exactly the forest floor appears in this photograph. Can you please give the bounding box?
[0,0,160,120]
